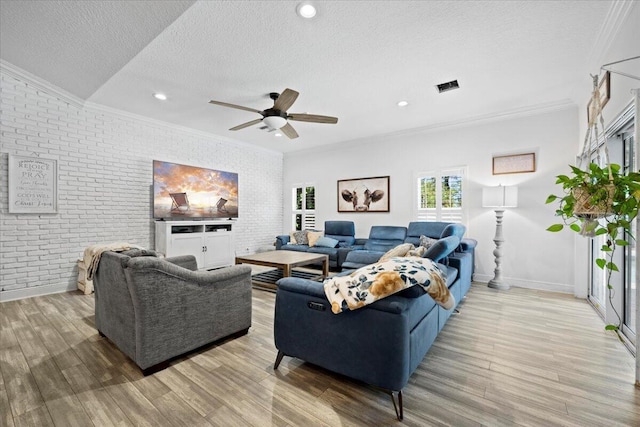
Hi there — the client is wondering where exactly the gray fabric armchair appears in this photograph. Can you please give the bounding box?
[93,249,252,374]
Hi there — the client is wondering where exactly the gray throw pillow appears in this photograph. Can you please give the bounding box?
[419,235,438,249]
[292,230,309,245]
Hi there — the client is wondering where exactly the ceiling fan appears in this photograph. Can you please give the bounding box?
[209,88,338,139]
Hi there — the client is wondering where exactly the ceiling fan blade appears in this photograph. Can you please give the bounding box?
[273,88,299,111]
[209,100,262,114]
[229,118,263,131]
[280,123,299,139]
[288,113,338,124]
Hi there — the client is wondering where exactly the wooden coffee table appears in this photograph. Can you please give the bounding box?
[235,251,329,291]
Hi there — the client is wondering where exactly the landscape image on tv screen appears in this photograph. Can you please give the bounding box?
[153,160,238,219]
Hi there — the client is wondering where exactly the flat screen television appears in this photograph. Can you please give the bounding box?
[153,160,238,220]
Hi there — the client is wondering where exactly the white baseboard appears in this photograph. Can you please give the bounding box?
[0,283,79,302]
[472,274,574,294]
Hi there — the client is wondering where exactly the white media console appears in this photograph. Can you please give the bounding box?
[155,220,235,270]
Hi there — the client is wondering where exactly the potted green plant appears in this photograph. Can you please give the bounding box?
[546,162,640,337]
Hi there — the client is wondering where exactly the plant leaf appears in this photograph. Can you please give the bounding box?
[615,239,629,246]
[595,228,608,236]
[595,258,606,269]
[547,224,564,232]
[604,324,619,331]
[570,224,581,232]
[545,195,558,204]
[606,262,619,272]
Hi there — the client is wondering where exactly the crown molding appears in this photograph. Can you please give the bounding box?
[0,60,282,158]
[587,0,636,71]
[0,59,85,109]
[286,99,575,157]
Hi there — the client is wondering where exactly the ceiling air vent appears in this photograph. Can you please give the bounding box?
[436,80,460,93]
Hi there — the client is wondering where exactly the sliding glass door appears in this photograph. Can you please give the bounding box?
[588,109,636,347]
[623,126,636,343]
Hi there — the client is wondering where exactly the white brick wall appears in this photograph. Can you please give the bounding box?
[0,70,283,299]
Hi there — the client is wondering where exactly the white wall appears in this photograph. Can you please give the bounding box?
[0,68,283,301]
[284,107,578,293]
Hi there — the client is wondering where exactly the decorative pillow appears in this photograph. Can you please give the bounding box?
[379,243,415,262]
[419,235,438,249]
[315,236,340,248]
[307,230,324,247]
[407,245,427,257]
[292,230,308,245]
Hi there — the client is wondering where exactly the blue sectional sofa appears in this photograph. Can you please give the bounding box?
[342,221,476,272]
[340,225,408,270]
[275,221,356,270]
[273,232,472,421]
[275,221,478,276]
[406,221,477,276]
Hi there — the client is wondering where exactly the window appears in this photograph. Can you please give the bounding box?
[415,167,466,223]
[292,184,316,231]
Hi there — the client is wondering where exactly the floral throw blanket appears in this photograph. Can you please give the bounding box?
[323,257,455,314]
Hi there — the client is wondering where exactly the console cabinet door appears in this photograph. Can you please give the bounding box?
[170,234,205,268]
[203,232,234,269]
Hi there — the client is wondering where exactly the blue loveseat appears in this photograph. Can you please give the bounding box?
[275,221,356,269]
[273,232,472,421]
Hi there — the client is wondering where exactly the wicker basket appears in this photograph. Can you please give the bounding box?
[572,183,615,219]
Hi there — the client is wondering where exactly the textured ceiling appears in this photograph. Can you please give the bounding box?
[0,0,622,153]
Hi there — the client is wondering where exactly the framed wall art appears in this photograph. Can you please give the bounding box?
[492,152,536,175]
[8,154,58,213]
[337,175,390,212]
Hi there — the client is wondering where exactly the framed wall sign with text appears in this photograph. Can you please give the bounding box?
[8,154,58,214]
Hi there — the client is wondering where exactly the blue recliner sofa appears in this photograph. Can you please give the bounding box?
[340,225,407,270]
[273,233,472,421]
[404,221,476,312]
[275,221,356,269]
[342,222,474,273]
[405,221,477,275]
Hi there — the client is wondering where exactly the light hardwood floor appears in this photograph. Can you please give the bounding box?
[1,283,638,426]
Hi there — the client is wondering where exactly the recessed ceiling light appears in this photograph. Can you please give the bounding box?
[153,93,167,101]
[297,2,317,18]
[274,132,282,137]
[397,100,409,107]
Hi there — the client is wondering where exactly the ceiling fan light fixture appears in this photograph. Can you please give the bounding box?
[263,116,287,129]
[153,92,167,101]
[297,2,317,19]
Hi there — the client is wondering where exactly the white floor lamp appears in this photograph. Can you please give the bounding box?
[482,185,518,290]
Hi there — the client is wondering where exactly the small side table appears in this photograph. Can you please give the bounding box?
[77,259,93,294]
